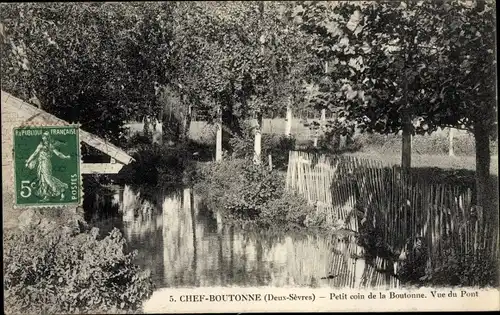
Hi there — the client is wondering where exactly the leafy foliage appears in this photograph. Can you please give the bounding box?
[4,223,154,314]
[295,0,496,209]
[297,0,496,137]
[1,2,174,143]
[0,2,316,146]
[194,159,313,230]
[168,2,313,139]
[229,122,296,170]
[398,241,498,287]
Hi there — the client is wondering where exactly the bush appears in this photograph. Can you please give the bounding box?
[4,222,154,314]
[229,123,296,171]
[397,241,498,288]
[261,192,313,229]
[193,158,312,229]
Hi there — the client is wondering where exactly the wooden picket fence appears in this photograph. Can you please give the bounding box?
[286,150,498,283]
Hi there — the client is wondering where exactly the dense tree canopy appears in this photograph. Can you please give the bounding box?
[296,0,496,206]
[1,2,174,142]
[1,1,496,185]
[157,1,314,148]
[297,0,495,135]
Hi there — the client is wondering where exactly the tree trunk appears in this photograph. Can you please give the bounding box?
[285,99,292,137]
[330,111,341,152]
[474,122,491,210]
[254,113,263,165]
[314,61,329,148]
[162,112,180,146]
[144,116,153,141]
[221,103,243,152]
[143,116,149,135]
[216,108,223,161]
[161,86,182,146]
[401,116,412,173]
[321,108,327,147]
[401,21,412,175]
[449,127,455,156]
[179,99,192,143]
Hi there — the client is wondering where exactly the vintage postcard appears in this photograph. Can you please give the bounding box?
[1,1,498,314]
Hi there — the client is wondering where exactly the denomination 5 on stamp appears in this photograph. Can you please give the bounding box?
[13,125,82,207]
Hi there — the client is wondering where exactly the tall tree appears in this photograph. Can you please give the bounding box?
[169,2,311,155]
[167,2,255,150]
[427,0,497,209]
[297,0,496,208]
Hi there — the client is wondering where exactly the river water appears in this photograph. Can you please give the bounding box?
[101,185,399,290]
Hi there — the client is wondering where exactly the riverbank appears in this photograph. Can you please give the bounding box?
[192,158,330,232]
[113,135,325,232]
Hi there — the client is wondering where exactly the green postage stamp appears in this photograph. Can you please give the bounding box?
[13,125,82,207]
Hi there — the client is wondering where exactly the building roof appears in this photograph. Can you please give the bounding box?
[1,90,134,165]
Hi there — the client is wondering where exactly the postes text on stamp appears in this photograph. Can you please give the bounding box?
[13,125,82,207]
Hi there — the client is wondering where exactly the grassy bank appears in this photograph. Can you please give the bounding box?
[127,119,498,157]
[343,152,499,175]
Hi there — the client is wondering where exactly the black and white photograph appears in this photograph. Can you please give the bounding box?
[1,1,498,314]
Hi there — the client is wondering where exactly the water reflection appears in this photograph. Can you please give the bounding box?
[110,186,399,289]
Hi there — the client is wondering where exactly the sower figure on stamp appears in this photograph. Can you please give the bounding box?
[25,131,71,201]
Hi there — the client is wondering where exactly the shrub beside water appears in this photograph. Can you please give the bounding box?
[4,222,154,314]
[396,240,499,287]
[193,158,313,230]
[229,124,296,171]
